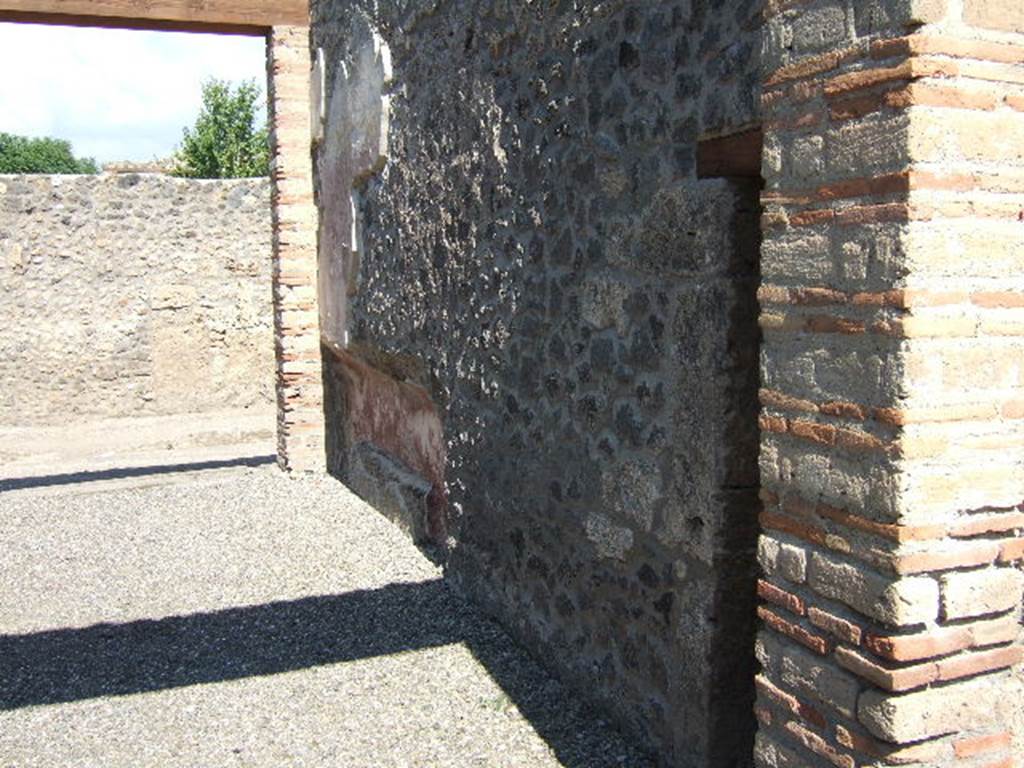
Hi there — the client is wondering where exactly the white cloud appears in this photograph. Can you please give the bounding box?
[0,22,266,163]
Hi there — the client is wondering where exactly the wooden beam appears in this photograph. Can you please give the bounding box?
[0,9,261,34]
[0,0,307,33]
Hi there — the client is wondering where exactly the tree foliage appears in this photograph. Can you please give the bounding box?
[0,133,98,174]
[172,79,270,179]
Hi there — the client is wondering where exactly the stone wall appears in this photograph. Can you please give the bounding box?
[311,2,763,765]
[310,0,1024,765]
[0,173,273,426]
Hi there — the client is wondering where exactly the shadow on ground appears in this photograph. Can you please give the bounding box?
[1,579,654,768]
[0,455,278,492]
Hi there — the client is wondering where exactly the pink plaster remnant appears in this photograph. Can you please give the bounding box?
[329,346,447,543]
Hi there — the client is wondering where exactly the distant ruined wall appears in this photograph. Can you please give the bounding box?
[312,2,763,766]
[0,174,273,425]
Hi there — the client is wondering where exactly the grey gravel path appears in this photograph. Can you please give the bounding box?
[0,466,653,767]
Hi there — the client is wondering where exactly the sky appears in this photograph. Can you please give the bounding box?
[0,22,266,164]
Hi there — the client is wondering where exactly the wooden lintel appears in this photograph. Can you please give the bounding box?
[0,9,262,34]
[0,0,308,33]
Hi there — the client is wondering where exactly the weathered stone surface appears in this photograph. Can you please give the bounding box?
[753,732,803,768]
[756,632,861,719]
[760,536,809,585]
[791,4,849,56]
[941,568,1024,620]
[312,2,763,765]
[858,675,1007,743]
[854,0,950,34]
[1011,662,1024,760]
[808,551,939,626]
[963,0,1024,33]
[0,174,273,426]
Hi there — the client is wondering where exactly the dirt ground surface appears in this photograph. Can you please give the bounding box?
[0,447,652,767]
[0,407,277,495]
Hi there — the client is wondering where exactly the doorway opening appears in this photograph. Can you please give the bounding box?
[0,4,323,486]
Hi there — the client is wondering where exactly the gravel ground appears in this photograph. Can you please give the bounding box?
[0,466,653,767]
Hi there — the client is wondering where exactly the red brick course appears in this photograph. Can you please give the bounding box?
[268,25,324,473]
[757,11,1024,765]
[954,731,1012,758]
[758,606,831,655]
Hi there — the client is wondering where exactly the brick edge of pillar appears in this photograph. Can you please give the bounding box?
[267,25,325,474]
[754,2,1023,766]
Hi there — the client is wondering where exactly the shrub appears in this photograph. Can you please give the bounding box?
[171,79,269,179]
[0,133,98,174]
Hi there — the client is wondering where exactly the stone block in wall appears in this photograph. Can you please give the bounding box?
[759,536,809,585]
[963,0,1024,33]
[858,674,1008,743]
[853,0,951,35]
[808,552,939,625]
[941,568,1024,620]
[790,3,851,56]
[756,631,861,719]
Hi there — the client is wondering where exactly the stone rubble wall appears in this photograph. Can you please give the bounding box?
[0,173,273,426]
[311,2,764,766]
[756,1,1024,766]
[308,0,1024,765]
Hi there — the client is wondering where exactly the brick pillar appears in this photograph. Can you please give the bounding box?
[267,25,324,472]
[755,2,1023,766]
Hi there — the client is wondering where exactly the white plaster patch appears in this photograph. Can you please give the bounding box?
[491,117,507,171]
[318,23,394,347]
[673,560,689,581]
[310,47,326,145]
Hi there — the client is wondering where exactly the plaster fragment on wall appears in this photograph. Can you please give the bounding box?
[311,47,326,146]
[317,25,394,348]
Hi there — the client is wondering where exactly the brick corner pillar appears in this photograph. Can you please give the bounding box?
[267,25,325,473]
[754,1,1024,766]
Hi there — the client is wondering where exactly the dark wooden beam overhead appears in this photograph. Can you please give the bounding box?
[0,0,308,34]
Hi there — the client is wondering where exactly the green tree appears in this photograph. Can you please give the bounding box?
[0,133,98,174]
[172,79,270,179]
